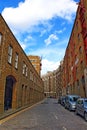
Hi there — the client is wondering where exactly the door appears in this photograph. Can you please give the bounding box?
[4,75,16,110]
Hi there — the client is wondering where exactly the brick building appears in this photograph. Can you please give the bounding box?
[0,14,44,115]
[62,0,87,97]
[28,55,42,76]
[42,0,87,98]
[42,71,57,98]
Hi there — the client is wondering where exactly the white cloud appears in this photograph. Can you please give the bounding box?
[1,0,77,75]
[2,0,77,33]
[40,22,54,37]
[45,34,59,46]
[24,35,33,42]
[41,59,60,75]
[40,29,47,37]
[26,46,63,75]
[27,45,65,59]
[55,27,66,34]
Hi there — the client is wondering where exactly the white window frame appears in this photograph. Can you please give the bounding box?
[25,66,28,77]
[8,45,13,64]
[23,62,25,74]
[15,53,18,69]
[30,71,33,81]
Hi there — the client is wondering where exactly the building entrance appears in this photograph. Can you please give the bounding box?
[4,75,16,110]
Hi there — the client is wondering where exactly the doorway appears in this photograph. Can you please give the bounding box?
[4,75,16,110]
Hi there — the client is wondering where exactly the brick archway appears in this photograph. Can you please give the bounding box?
[4,75,16,110]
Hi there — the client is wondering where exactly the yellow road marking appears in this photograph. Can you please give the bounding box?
[0,100,43,125]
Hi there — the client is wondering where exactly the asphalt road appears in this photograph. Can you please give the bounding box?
[0,98,87,130]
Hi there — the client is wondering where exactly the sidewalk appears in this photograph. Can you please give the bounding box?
[0,99,45,122]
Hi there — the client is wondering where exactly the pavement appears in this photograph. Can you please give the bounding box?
[0,100,44,124]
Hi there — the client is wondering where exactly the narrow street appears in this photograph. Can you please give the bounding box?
[0,98,87,130]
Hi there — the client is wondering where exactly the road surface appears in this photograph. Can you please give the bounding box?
[0,98,87,130]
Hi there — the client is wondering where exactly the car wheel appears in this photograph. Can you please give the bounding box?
[84,112,87,121]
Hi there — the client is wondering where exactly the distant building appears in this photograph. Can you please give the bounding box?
[42,71,57,97]
[28,55,42,75]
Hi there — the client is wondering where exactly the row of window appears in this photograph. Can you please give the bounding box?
[0,34,27,76]
[8,45,19,69]
[8,45,34,80]
[0,31,41,85]
[0,33,18,68]
[30,59,37,62]
[8,45,40,84]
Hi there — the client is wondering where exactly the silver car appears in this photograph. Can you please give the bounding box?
[64,95,80,111]
[75,98,87,121]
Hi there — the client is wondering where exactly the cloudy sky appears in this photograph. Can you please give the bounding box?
[0,0,79,75]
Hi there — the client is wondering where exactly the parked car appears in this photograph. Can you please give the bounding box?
[58,95,66,106]
[60,96,66,106]
[75,98,87,121]
[58,96,62,104]
[64,94,80,111]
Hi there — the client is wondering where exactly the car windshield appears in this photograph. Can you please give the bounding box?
[84,100,87,106]
[70,96,79,102]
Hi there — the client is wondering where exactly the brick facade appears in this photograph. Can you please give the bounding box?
[42,0,87,98]
[62,0,87,97]
[42,71,57,98]
[0,14,44,115]
[28,55,42,76]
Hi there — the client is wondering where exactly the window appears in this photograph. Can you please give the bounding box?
[76,67,78,76]
[0,33,2,45]
[30,71,33,81]
[76,21,78,30]
[8,45,13,64]
[15,53,18,69]
[82,76,85,86]
[78,33,80,41]
[33,64,36,68]
[77,99,82,105]
[84,100,87,106]
[79,46,82,54]
[75,55,79,65]
[22,62,28,76]
[77,80,79,86]
[81,61,83,70]
[25,66,28,77]
[30,59,36,62]
[22,62,26,74]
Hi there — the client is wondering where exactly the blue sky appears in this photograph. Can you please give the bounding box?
[0,0,79,75]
